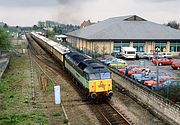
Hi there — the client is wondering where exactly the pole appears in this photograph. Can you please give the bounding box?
[156,48,159,85]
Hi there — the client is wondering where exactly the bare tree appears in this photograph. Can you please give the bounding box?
[93,43,99,58]
[167,20,179,29]
[101,45,107,57]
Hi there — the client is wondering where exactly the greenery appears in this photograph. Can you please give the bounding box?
[52,112,62,117]
[0,113,48,125]
[47,81,54,92]
[63,119,69,124]
[0,28,9,49]
[0,55,49,124]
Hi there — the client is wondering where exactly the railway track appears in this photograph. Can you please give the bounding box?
[27,33,133,125]
[92,101,132,125]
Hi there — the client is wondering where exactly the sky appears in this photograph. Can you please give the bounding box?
[0,0,179,26]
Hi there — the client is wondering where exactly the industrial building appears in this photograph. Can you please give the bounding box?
[66,15,180,55]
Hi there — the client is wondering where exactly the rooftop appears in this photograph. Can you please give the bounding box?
[66,15,180,40]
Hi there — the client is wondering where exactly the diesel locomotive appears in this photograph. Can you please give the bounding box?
[30,32,113,100]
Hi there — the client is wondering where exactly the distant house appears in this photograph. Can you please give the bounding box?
[80,20,95,28]
[66,15,180,55]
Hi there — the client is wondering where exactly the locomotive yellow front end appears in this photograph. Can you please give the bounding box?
[88,72,113,99]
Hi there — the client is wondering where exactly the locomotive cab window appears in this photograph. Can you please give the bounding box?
[88,72,111,80]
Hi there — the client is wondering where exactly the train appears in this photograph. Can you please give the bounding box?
[30,32,113,100]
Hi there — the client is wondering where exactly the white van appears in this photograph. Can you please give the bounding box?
[121,47,136,59]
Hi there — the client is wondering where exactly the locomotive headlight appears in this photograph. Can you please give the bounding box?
[108,81,111,86]
[108,81,112,90]
[91,82,95,91]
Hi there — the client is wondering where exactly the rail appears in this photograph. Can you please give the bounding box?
[93,102,132,125]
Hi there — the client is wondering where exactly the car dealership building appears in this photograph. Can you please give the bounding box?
[66,15,180,55]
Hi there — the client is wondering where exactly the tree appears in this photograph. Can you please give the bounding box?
[33,25,38,30]
[3,23,8,29]
[38,21,45,28]
[101,45,107,57]
[0,28,9,49]
[93,43,99,58]
[167,21,179,29]
[47,30,55,39]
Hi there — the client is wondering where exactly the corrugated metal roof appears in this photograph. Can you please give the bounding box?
[66,15,180,40]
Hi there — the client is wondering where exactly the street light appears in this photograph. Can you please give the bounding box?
[155,47,160,85]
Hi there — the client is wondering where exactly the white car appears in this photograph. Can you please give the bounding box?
[161,53,172,59]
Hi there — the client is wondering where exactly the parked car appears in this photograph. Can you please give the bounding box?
[100,55,114,63]
[152,58,173,66]
[131,72,156,84]
[127,68,145,76]
[144,74,175,88]
[96,57,104,61]
[152,79,180,90]
[144,78,164,88]
[116,53,123,59]
[136,53,148,59]
[146,53,154,60]
[162,53,172,59]
[171,60,180,70]
[107,59,127,68]
[118,65,143,74]
[111,52,123,59]
[103,57,116,64]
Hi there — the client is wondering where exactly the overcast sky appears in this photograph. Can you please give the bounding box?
[0,0,179,26]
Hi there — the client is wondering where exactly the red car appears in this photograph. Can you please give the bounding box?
[144,75,175,87]
[127,68,144,76]
[152,58,173,66]
[171,60,180,70]
[118,65,143,74]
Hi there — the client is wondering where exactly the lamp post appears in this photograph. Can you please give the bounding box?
[156,47,160,85]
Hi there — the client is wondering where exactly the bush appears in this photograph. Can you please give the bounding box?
[0,28,9,50]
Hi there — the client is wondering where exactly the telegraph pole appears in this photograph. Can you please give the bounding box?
[156,48,160,85]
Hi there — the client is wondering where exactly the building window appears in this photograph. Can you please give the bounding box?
[114,41,130,52]
[170,41,180,52]
[155,42,166,52]
[114,47,121,52]
[133,42,144,52]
